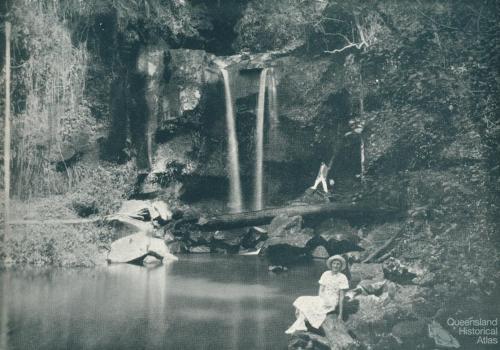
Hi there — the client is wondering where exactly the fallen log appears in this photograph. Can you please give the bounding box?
[362,226,406,263]
[7,218,100,225]
[197,203,402,231]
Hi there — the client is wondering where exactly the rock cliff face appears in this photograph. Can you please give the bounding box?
[126,36,494,219]
[136,49,355,207]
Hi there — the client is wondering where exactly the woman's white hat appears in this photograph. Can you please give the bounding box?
[326,255,346,270]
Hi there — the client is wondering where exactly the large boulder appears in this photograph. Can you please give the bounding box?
[345,294,389,345]
[189,245,211,254]
[111,200,173,223]
[189,230,213,245]
[150,200,173,222]
[265,227,315,250]
[355,279,388,296]
[322,316,359,350]
[262,215,316,266]
[105,215,155,239]
[315,219,363,256]
[289,331,330,350]
[241,226,268,249]
[107,233,178,263]
[324,233,364,256]
[412,271,436,287]
[105,200,174,239]
[344,283,423,346]
[166,240,187,254]
[290,188,331,205]
[212,229,247,247]
[391,319,429,347]
[264,215,311,248]
[312,246,329,259]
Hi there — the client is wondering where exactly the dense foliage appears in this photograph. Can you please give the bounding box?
[334,0,500,313]
[233,0,322,52]
[0,0,498,311]
[8,3,95,197]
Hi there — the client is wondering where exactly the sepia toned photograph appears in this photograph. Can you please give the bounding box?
[0,0,499,349]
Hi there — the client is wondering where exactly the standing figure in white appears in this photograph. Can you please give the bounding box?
[311,161,330,193]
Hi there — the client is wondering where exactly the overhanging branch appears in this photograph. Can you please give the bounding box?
[324,14,369,53]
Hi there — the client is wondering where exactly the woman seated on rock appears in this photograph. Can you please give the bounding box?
[285,255,349,334]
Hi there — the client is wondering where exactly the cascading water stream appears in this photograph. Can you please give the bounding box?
[254,68,268,211]
[266,69,281,158]
[268,69,279,130]
[220,68,243,213]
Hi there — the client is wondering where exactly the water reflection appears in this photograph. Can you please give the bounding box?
[2,255,325,350]
[1,271,9,350]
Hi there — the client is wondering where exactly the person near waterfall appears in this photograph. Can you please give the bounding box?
[311,161,330,193]
[285,255,349,334]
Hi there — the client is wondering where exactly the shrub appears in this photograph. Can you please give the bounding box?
[233,0,320,52]
[69,161,137,216]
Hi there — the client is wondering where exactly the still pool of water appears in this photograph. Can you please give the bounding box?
[0,255,327,350]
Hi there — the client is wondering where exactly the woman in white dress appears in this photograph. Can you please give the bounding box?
[285,255,349,334]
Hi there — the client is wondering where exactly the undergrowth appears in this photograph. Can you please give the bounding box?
[10,2,96,198]
[68,160,137,216]
[1,222,115,267]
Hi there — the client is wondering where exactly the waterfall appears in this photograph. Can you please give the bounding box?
[220,68,243,213]
[268,69,279,129]
[254,68,268,211]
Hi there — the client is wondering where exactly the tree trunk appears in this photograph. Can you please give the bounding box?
[360,135,365,182]
[3,21,11,239]
[197,203,401,231]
